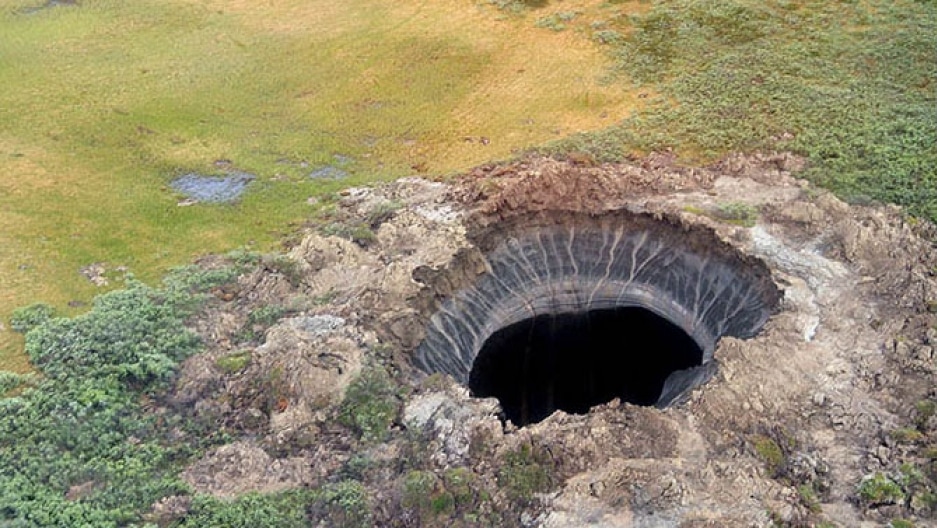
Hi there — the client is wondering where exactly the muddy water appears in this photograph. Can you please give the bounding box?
[170,172,255,203]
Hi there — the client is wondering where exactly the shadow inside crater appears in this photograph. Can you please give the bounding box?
[469,307,703,426]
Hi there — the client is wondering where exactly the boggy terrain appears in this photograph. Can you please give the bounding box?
[168,154,936,526]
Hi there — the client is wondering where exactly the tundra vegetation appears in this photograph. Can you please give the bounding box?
[0,0,935,525]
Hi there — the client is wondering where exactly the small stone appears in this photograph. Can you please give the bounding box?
[146,495,192,525]
[240,408,267,430]
[925,327,937,345]
[874,446,890,465]
[894,340,911,357]
[79,263,109,287]
[915,345,934,361]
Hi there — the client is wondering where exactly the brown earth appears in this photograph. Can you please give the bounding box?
[164,154,937,527]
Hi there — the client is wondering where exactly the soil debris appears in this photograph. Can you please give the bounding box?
[167,154,937,526]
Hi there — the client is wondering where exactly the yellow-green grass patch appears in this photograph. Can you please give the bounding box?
[0,0,646,369]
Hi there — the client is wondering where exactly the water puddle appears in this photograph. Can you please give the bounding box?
[20,0,77,14]
[170,171,256,203]
[308,166,349,180]
[308,154,353,180]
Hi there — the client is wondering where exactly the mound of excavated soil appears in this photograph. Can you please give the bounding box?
[167,154,937,527]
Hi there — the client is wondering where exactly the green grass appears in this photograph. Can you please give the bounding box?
[751,434,786,476]
[858,472,906,505]
[179,490,316,528]
[215,350,252,374]
[550,0,937,217]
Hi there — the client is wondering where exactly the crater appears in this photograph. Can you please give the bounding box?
[414,212,780,425]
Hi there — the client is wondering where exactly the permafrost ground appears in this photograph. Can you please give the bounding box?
[415,212,780,414]
[168,154,937,527]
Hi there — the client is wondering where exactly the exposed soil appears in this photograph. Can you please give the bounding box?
[165,153,937,527]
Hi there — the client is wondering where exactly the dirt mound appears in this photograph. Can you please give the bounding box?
[169,154,936,526]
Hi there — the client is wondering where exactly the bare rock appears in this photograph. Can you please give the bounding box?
[182,441,314,498]
[145,495,192,526]
[403,386,502,467]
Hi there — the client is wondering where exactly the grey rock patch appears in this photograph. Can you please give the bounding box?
[403,392,451,430]
[287,314,345,336]
[181,441,314,498]
[413,203,460,223]
[403,388,502,467]
[79,262,108,287]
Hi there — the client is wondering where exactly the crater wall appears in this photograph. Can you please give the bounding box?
[414,212,781,405]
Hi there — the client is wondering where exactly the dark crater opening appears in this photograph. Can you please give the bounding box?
[469,307,703,426]
[413,212,780,427]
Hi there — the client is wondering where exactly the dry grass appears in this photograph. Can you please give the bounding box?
[0,0,647,369]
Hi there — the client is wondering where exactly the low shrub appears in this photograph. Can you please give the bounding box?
[311,480,372,528]
[715,202,759,227]
[235,305,289,344]
[9,304,57,334]
[497,443,556,505]
[215,350,252,374]
[0,260,252,526]
[0,282,205,526]
[338,365,401,443]
[178,490,314,528]
[858,472,905,506]
[751,435,786,477]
